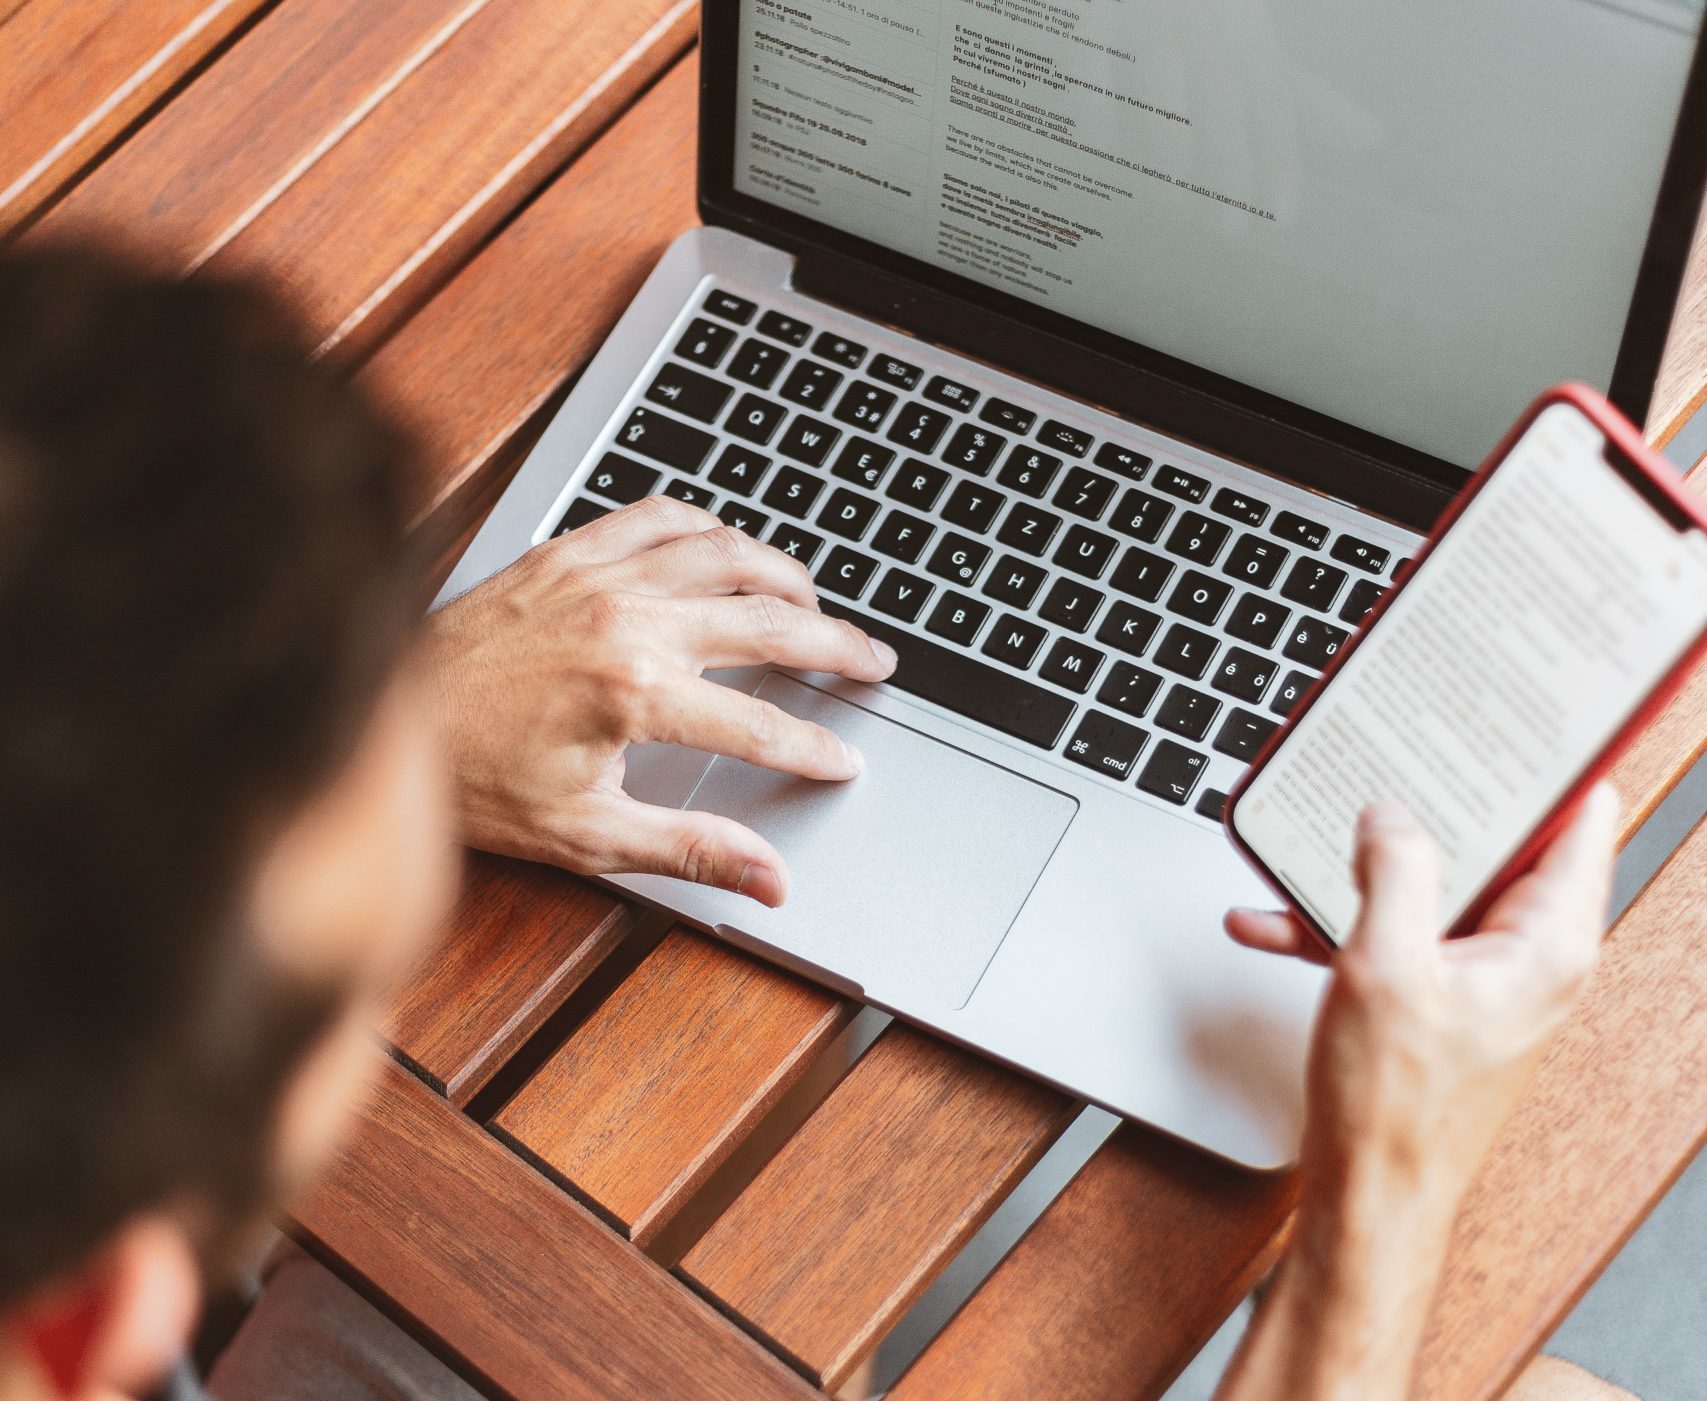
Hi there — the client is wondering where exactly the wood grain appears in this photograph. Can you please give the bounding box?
[383,850,633,1107]
[0,0,271,237]
[1650,208,1707,451]
[291,1057,822,1401]
[494,930,853,1249]
[679,1025,1076,1391]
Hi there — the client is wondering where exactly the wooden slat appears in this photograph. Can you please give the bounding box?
[292,1057,822,1401]
[679,1026,1075,1391]
[888,1128,1297,1401]
[0,0,272,237]
[383,850,632,1107]
[1650,208,1707,450]
[494,930,854,1249]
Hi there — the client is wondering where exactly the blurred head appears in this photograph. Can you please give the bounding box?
[0,247,458,1398]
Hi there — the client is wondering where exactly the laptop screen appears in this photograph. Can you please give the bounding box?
[730,0,1702,472]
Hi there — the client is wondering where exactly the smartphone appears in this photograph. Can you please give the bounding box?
[1225,384,1707,950]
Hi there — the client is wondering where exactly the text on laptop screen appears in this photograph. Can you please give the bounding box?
[733,0,1702,470]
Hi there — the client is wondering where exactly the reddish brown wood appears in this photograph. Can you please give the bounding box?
[383,850,632,1106]
[0,0,271,236]
[291,1057,822,1401]
[679,1025,1076,1391]
[494,930,854,1249]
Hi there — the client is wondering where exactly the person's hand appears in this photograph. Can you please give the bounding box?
[427,496,897,906]
[1226,786,1618,1198]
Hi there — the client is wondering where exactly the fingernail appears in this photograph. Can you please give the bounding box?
[841,739,865,774]
[869,638,899,672]
[737,863,785,907]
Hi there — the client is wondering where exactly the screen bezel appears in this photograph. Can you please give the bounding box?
[698,0,1707,526]
[1223,383,1707,951]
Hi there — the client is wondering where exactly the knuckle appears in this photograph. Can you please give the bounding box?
[581,589,640,638]
[629,493,684,528]
[704,524,753,569]
[671,828,731,888]
[745,698,788,752]
[745,591,795,646]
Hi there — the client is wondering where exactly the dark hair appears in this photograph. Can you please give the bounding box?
[0,246,417,1304]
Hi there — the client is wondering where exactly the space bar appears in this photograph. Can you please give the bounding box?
[821,600,1075,749]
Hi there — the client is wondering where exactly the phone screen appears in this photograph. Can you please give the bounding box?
[1232,402,1707,945]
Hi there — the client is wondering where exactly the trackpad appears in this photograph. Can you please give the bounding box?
[681,673,1076,1009]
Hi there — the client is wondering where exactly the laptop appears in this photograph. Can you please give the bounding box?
[440,0,1707,1167]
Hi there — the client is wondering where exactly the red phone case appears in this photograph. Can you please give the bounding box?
[1223,382,1707,952]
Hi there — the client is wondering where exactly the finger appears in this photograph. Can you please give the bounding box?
[648,675,866,780]
[1224,907,1333,966]
[550,495,721,565]
[571,791,790,906]
[1345,799,1442,969]
[662,594,898,680]
[603,524,820,610]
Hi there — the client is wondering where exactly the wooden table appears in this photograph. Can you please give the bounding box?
[6,6,1707,1397]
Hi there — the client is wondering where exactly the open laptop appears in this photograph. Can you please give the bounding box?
[440,0,1707,1167]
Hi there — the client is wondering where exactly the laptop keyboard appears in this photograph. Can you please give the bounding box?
[548,286,1412,823]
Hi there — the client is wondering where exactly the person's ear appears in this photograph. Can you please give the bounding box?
[12,1217,200,1398]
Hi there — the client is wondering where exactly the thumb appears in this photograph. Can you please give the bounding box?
[1345,799,1443,970]
[573,793,791,907]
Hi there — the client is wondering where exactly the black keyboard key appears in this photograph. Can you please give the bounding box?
[1097,661,1163,718]
[1393,557,1413,579]
[1155,465,1210,502]
[758,309,812,346]
[1038,578,1104,633]
[1221,534,1288,589]
[1054,523,1117,579]
[769,522,825,566]
[1279,556,1348,611]
[1052,466,1118,520]
[870,567,934,623]
[554,496,610,535]
[984,554,1048,609]
[942,479,1007,533]
[1040,637,1105,693]
[718,501,770,536]
[777,415,841,466]
[818,487,881,541]
[708,445,771,496]
[617,407,716,472]
[823,600,1073,748]
[832,437,896,490]
[1164,510,1232,565]
[1137,740,1208,805]
[1210,646,1277,704]
[926,532,991,587]
[816,545,878,598]
[1038,419,1094,457]
[1270,668,1316,717]
[1272,510,1329,550]
[1210,487,1269,526]
[885,402,952,454]
[662,478,715,509]
[647,362,732,422]
[980,397,1036,433]
[726,393,788,446]
[1340,578,1385,625]
[870,354,922,390]
[1283,616,1349,670]
[1156,684,1221,741]
[1109,546,1173,603]
[761,465,825,517]
[1095,442,1151,480]
[1195,788,1229,821]
[996,502,1063,557]
[702,290,756,324]
[925,591,990,646]
[944,422,1007,475]
[1214,708,1279,762]
[811,331,867,368]
[997,445,1063,498]
[1167,569,1233,625]
[675,317,737,367]
[834,380,899,431]
[1096,600,1162,657]
[924,374,979,412]
[1065,711,1148,780]
[1225,593,1290,649]
[1330,534,1391,573]
[887,457,950,510]
[585,451,661,504]
[1154,623,1218,679]
[982,612,1047,669]
[871,510,935,563]
[727,338,790,389]
[1111,487,1173,542]
[779,359,844,409]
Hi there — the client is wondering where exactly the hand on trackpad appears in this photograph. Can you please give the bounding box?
[679,673,1077,1009]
